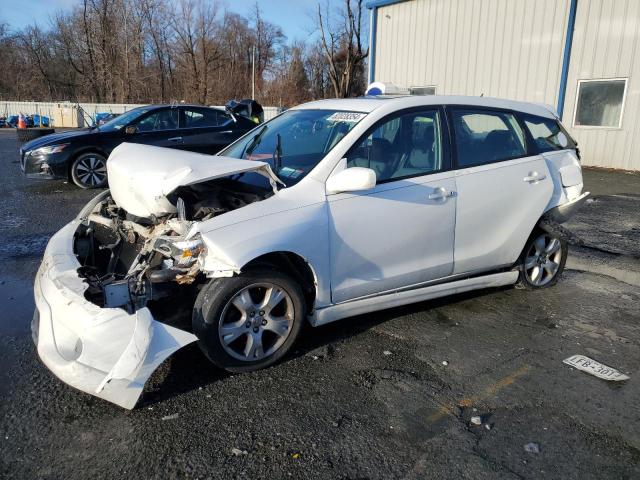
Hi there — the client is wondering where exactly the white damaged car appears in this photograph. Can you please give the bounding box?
[33,95,589,408]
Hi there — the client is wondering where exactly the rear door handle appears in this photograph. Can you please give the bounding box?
[429,187,456,200]
[523,172,546,183]
[168,136,183,142]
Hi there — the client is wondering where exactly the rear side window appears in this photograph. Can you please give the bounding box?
[522,115,574,152]
[183,108,230,128]
[451,109,526,167]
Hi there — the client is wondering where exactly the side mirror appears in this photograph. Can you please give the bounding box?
[124,125,137,134]
[326,167,376,194]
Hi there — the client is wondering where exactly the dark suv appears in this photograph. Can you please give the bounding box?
[20,104,257,188]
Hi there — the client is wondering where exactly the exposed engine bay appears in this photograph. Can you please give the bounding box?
[74,177,271,313]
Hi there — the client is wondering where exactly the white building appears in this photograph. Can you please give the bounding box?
[367,0,640,170]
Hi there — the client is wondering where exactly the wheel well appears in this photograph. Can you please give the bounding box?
[242,252,317,313]
[67,149,108,180]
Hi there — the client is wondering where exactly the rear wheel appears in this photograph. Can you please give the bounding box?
[192,269,305,372]
[71,152,108,189]
[517,231,567,289]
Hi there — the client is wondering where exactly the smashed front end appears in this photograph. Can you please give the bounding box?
[32,143,278,408]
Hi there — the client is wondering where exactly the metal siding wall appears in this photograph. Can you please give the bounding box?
[374,0,571,106]
[562,0,640,170]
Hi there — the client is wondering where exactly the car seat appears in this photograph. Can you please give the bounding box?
[394,124,436,177]
[349,137,394,181]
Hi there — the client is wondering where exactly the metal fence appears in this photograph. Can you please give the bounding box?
[0,101,282,127]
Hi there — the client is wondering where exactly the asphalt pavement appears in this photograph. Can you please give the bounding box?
[1,129,639,479]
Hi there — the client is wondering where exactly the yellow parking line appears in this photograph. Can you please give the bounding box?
[428,365,531,423]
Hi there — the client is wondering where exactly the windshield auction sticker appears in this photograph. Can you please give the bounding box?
[327,112,366,123]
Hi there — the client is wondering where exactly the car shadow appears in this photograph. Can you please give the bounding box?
[291,284,514,357]
[141,285,513,407]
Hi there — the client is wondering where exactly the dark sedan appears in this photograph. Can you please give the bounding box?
[20,104,257,188]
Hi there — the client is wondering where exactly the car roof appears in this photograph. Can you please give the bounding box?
[134,104,224,111]
[292,95,557,119]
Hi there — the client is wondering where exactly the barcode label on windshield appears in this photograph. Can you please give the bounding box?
[327,112,366,123]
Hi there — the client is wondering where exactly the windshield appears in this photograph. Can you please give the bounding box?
[98,107,153,132]
[220,109,366,187]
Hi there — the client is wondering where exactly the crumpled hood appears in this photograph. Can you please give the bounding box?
[107,143,280,218]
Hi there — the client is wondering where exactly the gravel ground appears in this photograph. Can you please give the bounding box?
[0,129,639,479]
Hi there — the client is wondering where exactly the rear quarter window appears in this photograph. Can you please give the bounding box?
[522,115,575,152]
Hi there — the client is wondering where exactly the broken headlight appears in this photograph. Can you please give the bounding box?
[154,235,205,267]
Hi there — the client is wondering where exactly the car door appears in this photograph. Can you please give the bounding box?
[128,107,183,148]
[448,107,553,275]
[179,107,250,154]
[328,107,457,304]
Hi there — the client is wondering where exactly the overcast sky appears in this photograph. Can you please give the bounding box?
[1,0,326,42]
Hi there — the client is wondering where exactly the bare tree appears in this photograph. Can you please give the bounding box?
[0,0,366,106]
[171,0,221,104]
[317,0,368,98]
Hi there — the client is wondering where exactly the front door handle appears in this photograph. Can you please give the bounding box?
[429,187,456,200]
[523,171,546,183]
[168,136,183,142]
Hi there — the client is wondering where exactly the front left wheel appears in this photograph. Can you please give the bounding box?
[192,269,305,373]
[71,152,108,189]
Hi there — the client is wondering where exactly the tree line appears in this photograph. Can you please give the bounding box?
[0,0,368,107]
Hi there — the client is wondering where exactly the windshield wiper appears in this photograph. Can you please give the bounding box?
[241,125,268,158]
[273,133,282,174]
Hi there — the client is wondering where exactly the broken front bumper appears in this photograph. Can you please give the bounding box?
[33,220,197,409]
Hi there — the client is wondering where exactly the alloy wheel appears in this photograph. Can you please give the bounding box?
[218,283,295,362]
[75,156,107,187]
[524,233,563,287]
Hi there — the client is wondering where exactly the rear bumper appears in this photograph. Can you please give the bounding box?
[543,191,590,223]
[33,220,197,409]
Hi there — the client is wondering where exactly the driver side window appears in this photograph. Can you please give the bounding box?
[345,110,442,183]
[136,108,179,132]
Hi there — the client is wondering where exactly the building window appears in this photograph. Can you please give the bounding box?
[409,86,436,95]
[573,79,627,128]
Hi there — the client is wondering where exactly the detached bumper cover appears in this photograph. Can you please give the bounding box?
[543,191,590,223]
[33,220,197,409]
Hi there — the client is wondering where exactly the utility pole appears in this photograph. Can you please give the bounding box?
[251,45,256,100]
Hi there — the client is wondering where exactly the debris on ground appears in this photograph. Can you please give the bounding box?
[563,354,630,381]
[383,350,392,356]
[470,416,482,426]
[524,442,540,454]
[161,413,179,421]
[442,360,449,366]
[306,344,335,359]
[231,448,248,456]
[291,453,301,459]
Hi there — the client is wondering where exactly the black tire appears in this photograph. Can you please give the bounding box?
[16,127,55,142]
[516,229,568,289]
[70,152,108,189]
[193,269,305,373]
